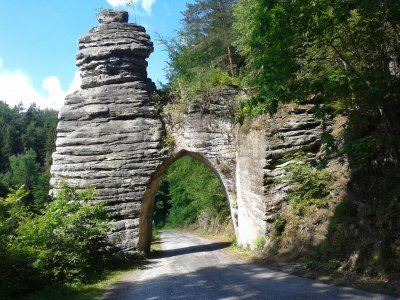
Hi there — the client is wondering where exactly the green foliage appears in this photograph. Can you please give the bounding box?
[233,0,400,165]
[153,156,229,229]
[254,236,265,252]
[326,168,399,275]
[3,149,40,190]
[0,102,57,172]
[172,67,238,101]
[234,0,400,110]
[0,184,117,299]
[282,153,332,215]
[162,130,175,153]
[163,0,240,80]
[153,178,171,228]
[0,101,57,209]
[273,214,287,236]
[159,0,243,108]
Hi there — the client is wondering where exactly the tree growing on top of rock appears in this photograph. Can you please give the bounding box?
[160,0,243,102]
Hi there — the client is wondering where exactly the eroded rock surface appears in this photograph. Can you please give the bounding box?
[51,9,328,254]
[51,10,166,253]
[77,9,154,89]
[169,87,240,231]
[236,105,324,245]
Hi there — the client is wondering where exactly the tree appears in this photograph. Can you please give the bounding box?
[154,156,229,228]
[0,101,58,199]
[161,0,242,101]
[234,0,400,165]
[5,149,40,191]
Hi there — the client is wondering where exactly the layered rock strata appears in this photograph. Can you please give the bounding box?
[169,87,240,230]
[51,9,328,253]
[77,10,154,89]
[50,10,166,253]
[236,105,324,245]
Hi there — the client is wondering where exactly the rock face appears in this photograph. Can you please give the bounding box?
[168,87,240,231]
[50,9,166,254]
[235,105,325,245]
[51,9,327,254]
[77,9,154,89]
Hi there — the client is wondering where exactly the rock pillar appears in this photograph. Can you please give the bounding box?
[50,10,166,253]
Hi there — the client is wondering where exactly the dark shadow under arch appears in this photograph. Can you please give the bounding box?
[138,150,231,253]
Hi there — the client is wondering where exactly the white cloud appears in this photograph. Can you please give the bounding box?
[67,71,82,95]
[106,0,156,16]
[141,0,156,15]
[0,58,81,110]
[106,0,132,6]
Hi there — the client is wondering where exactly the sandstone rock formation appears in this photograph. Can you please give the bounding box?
[161,89,325,246]
[51,9,166,254]
[51,9,327,254]
[236,105,325,244]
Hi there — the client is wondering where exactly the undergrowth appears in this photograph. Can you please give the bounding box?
[266,152,335,260]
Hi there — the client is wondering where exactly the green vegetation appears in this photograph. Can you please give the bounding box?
[268,152,333,256]
[19,261,142,300]
[282,153,332,215]
[153,156,230,232]
[233,0,399,165]
[0,102,57,210]
[0,184,125,299]
[158,0,243,119]
[307,167,400,279]
[160,0,399,283]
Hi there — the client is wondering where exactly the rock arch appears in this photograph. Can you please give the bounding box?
[51,10,325,254]
[138,150,235,253]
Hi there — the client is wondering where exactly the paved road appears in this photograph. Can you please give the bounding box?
[102,230,395,300]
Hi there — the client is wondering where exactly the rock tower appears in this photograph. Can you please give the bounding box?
[50,10,166,253]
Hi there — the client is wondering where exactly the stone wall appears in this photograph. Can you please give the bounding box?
[51,9,326,254]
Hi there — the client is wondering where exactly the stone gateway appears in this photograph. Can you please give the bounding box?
[51,10,325,254]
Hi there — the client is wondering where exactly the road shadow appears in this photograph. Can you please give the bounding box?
[151,241,231,258]
[102,262,395,300]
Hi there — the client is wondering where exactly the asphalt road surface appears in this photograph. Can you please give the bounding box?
[101,230,396,300]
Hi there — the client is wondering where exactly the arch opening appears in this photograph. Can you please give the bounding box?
[138,150,235,253]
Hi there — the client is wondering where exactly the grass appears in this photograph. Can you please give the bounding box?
[20,268,132,300]
[150,226,163,257]
[20,266,138,300]
[185,226,400,297]
[19,228,165,300]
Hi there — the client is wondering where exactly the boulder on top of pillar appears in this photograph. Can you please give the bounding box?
[77,9,154,89]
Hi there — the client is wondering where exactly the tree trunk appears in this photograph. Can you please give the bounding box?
[227,45,235,77]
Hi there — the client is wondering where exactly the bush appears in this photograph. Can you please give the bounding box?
[0,184,116,298]
[273,214,287,236]
[282,153,332,215]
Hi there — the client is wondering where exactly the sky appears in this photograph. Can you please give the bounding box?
[0,0,193,110]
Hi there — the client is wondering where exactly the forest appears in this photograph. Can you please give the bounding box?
[157,0,400,291]
[1,0,400,298]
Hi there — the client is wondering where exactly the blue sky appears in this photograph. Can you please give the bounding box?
[0,0,192,109]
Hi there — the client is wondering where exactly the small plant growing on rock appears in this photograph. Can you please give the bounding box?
[254,236,266,252]
[162,129,175,153]
[273,214,287,236]
[282,152,332,215]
